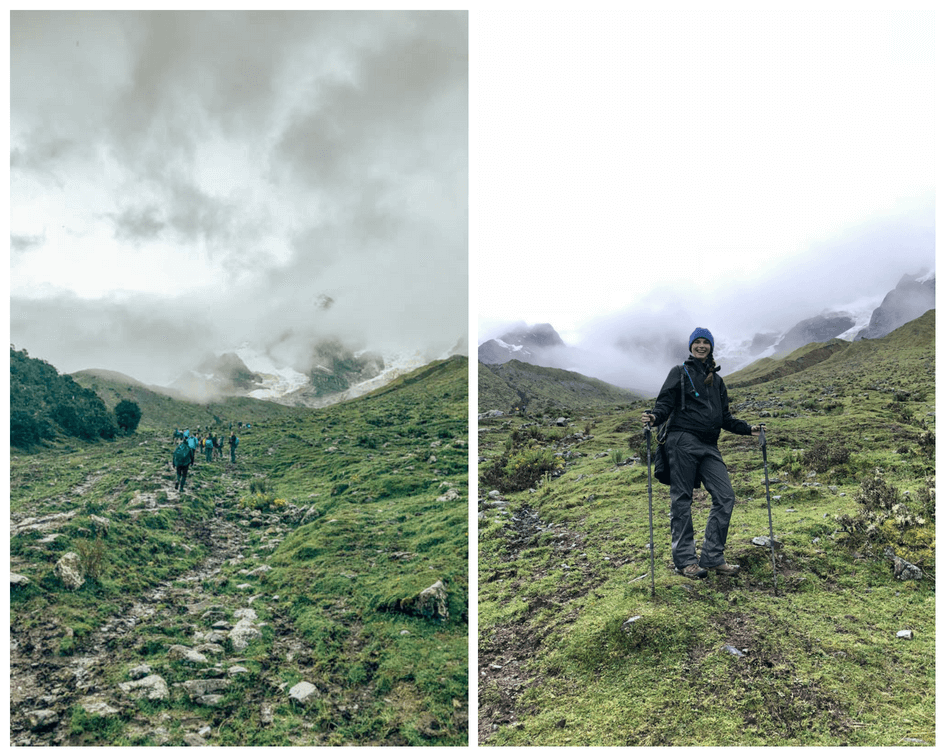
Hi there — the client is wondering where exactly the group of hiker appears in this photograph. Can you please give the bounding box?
[171,427,240,492]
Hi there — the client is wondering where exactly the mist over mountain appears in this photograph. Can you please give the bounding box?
[479,270,934,395]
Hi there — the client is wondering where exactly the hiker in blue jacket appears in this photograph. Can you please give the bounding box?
[186,431,198,466]
[642,328,760,580]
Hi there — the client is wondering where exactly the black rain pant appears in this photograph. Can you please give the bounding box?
[665,430,737,570]
[175,465,189,491]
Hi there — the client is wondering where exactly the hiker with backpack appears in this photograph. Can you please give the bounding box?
[229,433,239,463]
[205,435,214,462]
[172,437,193,492]
[641,328,760,580]
[186,430,198,466]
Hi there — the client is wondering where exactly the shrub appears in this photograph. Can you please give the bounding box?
[835,468,934,570]
[480,447,563,493]
[74,537,107,581]
[802,441,850,473]
[115,400,142,433]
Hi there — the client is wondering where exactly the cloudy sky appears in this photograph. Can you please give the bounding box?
[10,11,467,385]
[475,10,935,347]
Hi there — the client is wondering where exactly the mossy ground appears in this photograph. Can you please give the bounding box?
[478,317,934,746]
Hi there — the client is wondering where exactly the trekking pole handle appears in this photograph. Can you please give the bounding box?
[757,423,766,448]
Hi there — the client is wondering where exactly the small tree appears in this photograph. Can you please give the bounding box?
[115,399,142,433]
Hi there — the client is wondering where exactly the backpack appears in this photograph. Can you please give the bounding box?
[173,442,192,467]
[205,438,213,448]
[652,365,702,489]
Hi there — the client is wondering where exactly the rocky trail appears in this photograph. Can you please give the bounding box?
[10,461,330,746]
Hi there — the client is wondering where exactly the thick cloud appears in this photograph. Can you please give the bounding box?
[11,11,467,383]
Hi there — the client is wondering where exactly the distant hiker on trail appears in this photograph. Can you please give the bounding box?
[187,431,198,466]
[205,436,214,462]
[641,328,760,580]
[173,438,193,492]
[229,433,239,463]
[214,434,223,460]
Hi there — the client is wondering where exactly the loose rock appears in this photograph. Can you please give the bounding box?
[54,552,85,590]
[288,681,319,704]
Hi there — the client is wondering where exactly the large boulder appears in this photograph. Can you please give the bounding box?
[54,552,85,590]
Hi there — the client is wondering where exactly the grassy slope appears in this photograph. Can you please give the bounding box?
[478,313,934,746]
[71,370,299,432]
[479,359,641,415]
[11,356,468,746]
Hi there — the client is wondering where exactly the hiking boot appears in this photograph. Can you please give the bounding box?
[677,564,708,580]
[708,563,740,576]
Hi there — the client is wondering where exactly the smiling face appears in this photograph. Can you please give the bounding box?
[690,337,712,361]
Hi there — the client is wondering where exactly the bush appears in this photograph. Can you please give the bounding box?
[480,447,563,493]
[74,538,108,581]
[115,400,142,433]
[802,441,850,473]
[835,468,934,570]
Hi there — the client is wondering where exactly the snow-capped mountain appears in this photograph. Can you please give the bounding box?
[479,271,934,395]
[169,336,466,407]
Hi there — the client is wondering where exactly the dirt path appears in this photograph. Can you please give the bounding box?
[9,473,316,746]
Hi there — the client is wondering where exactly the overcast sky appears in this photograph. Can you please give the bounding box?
[475,10,935,346]
[10,11,467,384]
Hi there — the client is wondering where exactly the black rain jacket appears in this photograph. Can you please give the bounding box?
[650,356,752,445]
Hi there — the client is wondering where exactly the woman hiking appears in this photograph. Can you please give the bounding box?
[641,328,760,579]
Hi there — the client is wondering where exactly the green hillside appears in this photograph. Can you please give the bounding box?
[10,356,468,746]
[479,359,642,416]
[71,369,300,432]
[478,313,934,746]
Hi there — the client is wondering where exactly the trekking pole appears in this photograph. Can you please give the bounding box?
[758,424,778,596]
[644,420,656,597]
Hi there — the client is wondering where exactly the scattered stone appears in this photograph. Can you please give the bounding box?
[415,579,449,621]
[11,573,30,586]
[751,536,782,549]
[288,681,319,704]
[234,608,257,621]
[198,726,212,738]
[77,696,120,718]
[118,674,170,701]
[897,630,914,640]
[229,619,262,652]
[893,555,923,581]
[128,664,152,680]
[723,644,745,658]
[194,643,225,656]
[183,733,208,746]
[260,703,275,725]
[182,679,230,699]
[89,514,111,534]
[54,552,85,590]
[555,417,567,426]
[27,709,59,731]
[227,665,250,677]
[168,645,209,664]
[436,488,461,502]
[621,616,643,632]
[400,630,410,636]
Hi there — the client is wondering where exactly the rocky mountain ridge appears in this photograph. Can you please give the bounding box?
[479,271,934,393]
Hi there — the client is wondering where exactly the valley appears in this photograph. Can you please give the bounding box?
[10,357,469,746]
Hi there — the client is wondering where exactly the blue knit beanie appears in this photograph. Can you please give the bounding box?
[689,327,714,351]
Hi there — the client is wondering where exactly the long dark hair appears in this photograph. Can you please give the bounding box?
[704,354,717,386]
